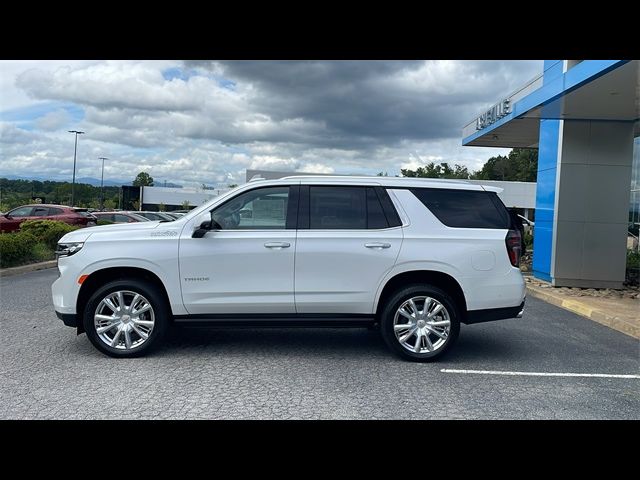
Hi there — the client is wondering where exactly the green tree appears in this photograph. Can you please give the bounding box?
[133,171,154,186]
[158,202,166,212]
[401,162,470,179]
[181,200,191,210]
[471,148,538,182]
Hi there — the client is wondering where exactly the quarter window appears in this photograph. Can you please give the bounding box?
[410,188,510,229]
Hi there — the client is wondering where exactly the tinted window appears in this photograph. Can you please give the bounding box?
[213,187,290,230]
[48,208,63,216]
[9,207,33,217]
[309,186,366,229]
[114,214,131,222]
[411,188,510,229]
[367,188,388,229]
[32,207,49,216]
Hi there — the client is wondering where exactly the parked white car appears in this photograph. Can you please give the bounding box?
[52,176,525,361]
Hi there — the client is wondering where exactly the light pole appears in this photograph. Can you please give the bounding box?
[98,157,108,210]
[68,130,85,206]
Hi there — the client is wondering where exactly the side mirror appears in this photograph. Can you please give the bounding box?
[192,220,211,238]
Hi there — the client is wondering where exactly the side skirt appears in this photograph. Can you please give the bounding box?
[172,313,375,328]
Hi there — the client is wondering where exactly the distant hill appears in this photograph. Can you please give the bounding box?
[0,174,129,187]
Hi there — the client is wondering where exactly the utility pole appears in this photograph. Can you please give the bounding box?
[68,130,85,206]
[98,157,108,210]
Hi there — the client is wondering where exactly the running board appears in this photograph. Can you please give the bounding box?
[172,313,375,328]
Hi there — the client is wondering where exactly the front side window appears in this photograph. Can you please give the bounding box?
[8,206,33,217]
[212,186,290,230]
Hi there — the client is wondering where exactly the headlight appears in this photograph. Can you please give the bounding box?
[55,242,84,257]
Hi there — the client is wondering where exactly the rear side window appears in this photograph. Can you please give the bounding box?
[410,188,510,229]
[48,207,63,216]
[32,207,49,216]
[310,186,367,229]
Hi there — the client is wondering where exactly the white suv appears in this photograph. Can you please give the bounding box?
[52,176,525,361]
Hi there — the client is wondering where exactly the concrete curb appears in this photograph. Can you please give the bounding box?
[0,260,57,278]
[526,284,640,339]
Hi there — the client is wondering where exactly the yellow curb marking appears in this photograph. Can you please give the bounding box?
[561,299,594,317]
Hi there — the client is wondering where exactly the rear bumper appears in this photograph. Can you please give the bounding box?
[464,299,525,325]
[55,311,78,328]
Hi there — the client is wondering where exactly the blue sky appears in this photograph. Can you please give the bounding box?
[0,60,543,187]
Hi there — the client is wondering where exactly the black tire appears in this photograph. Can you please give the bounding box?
[380,284,460,362]
[83,279,169,358]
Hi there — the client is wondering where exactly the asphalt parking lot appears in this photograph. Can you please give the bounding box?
[1,268,638,419]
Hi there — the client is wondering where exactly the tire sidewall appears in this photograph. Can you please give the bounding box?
[380,284,460,362]
[83,279,168,358]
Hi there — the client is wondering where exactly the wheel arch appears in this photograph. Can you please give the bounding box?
[375,270,468,321]
[76,266,173,334]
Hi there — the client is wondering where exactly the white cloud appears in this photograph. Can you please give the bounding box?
[1,60,542,188]
[35,109,71,131]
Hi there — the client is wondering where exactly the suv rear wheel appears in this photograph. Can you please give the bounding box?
[380,284,460,362]
[83,279,168,357]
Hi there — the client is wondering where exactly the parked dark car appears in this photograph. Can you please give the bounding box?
[92,212,151,224]
[132,211,176,221]
[0,204,97,232]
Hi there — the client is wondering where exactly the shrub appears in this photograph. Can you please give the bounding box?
[524,232,533,251]
[628,249,640,270]
[31,242,55,263]
[97,219,114,225]
[0,231,38,268]
[19,220,78,249]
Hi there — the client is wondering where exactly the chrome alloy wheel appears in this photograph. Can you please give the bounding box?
[393,296,451,354]
[94,290,155,350]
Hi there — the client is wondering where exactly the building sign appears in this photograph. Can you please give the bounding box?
[476,99,510,130]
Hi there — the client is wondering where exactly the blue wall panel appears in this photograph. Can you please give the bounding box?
[532,118,561,281]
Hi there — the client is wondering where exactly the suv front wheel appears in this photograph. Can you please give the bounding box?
[380,284,460,362]
[83,279,169,357]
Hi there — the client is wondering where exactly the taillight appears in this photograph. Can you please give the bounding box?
[505,229,521,267]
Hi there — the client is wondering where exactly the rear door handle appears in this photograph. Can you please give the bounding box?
[365,242,391,249]
[264,242,291,249]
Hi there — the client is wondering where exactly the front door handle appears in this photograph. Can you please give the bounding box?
[264,242,291,249]
[365,242,391,249]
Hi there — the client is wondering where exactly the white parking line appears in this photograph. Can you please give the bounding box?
[441,369,640,379]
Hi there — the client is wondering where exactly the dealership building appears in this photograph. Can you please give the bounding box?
[463,60,639,289]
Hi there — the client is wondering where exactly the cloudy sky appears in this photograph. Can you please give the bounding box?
[0,60,543,188]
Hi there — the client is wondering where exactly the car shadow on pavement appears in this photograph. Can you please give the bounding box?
[157,325,525,362]
[442,329,529,364]
[162,326,391,358]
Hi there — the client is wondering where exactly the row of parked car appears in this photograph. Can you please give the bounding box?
[0,204,188,233]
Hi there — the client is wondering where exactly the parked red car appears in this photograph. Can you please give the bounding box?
[0,204,97,233]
